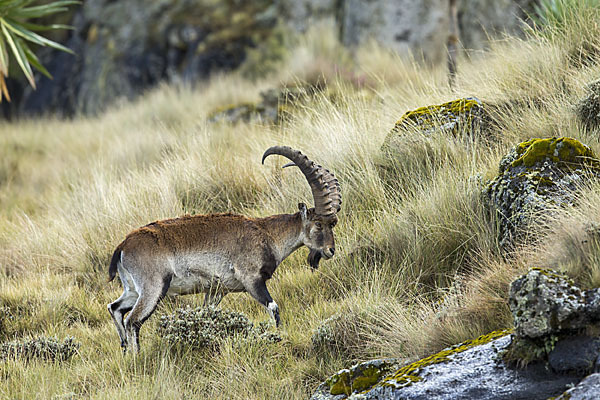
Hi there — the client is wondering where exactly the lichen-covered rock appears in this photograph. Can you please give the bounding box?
[508,268,600,340]
[158,306,281,350]
[388,97,484,137]
[0,336,80,362]
[555,373,600,400]
[311,331,584,400]
[312,359,401,398]
[486,137,600,249]
[575,79,600,130]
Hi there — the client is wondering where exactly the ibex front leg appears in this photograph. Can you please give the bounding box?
[245,277,280,327]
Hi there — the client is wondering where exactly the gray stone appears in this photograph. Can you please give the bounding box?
[16,0,279,116]
[548,336,600,373]
[311,335,582,400]
[339,0,449,65]
[556,373,600,400]
[509,268,600,339]
[339,0,536,64]
[486,137,600,250]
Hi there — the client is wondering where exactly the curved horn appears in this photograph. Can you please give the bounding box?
[262,146,342,216]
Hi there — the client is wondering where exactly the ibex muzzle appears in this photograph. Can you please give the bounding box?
[107,146,341,352]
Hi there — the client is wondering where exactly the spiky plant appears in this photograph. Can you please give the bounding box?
[0,0,78,101]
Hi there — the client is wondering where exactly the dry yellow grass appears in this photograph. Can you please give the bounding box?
[2,6,600,398]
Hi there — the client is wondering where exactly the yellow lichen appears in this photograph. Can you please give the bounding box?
[511,137,599,168]
[351,365,382,392]
[378,330,512,390]
[392,97,482,134]
[328,369,352,396]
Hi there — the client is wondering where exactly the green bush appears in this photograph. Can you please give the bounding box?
[0,336,79,362]
[158,306,281,350]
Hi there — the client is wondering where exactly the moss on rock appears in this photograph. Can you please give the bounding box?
[511,137,599,169]
[389,97,484,137]
[486,137,600,250]
[327,369,352,396]
[378,330,511,390]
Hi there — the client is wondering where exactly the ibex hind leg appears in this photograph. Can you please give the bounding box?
[245,278,280,327]
[108,288,138,349]
[124,274,172,352]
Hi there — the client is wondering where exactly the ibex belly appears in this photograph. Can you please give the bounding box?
[166,252,244,295]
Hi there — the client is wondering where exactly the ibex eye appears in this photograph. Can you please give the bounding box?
[315,222,322,229]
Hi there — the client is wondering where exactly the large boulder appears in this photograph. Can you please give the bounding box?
[339,0,537,64]
[386,97,485,138]
[311,331,581,400]
[311,268,600,400]
[486,137,600,250]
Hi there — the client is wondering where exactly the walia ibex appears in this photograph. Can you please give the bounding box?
[107,146,341,352]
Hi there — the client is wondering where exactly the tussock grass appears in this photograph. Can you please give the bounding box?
[2,6,600,398]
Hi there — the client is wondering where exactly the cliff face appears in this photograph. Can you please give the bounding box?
[6,0,538,117]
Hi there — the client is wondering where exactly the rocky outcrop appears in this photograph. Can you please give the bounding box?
[12,0,280,116]
[486,137,600,250]
[555,373,600,400]
[339,0,537,64]
[6,0,539,117]
[311,268,600,400]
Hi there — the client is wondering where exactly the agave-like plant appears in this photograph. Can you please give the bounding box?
[0,0,78,101]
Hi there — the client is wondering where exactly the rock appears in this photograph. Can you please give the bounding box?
[555,373,600,400]
[339,0,448,65]
[311,268,600,399]
[506,268,600,368]
[275,0,340,33]
[7,0,538,116]
[507,268,600,339]
[458,0,535,52]
[387,97,485,138]
[575,79,600,131]
[486,137,600,250]
[12,0,280,116]
[207,85,323,124]
[548,336,600,373]
[339,0,536,65]
[311,332,582,400]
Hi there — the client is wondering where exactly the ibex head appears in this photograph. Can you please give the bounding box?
[262,146,342,269]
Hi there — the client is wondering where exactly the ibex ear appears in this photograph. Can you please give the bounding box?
[298,203,308,220]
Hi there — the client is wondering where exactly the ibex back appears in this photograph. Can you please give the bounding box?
[107,146,342,352]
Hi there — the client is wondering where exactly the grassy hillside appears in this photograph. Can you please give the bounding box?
[2,5,600,399]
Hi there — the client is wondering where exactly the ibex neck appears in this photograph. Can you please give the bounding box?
[259,212,304,265]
